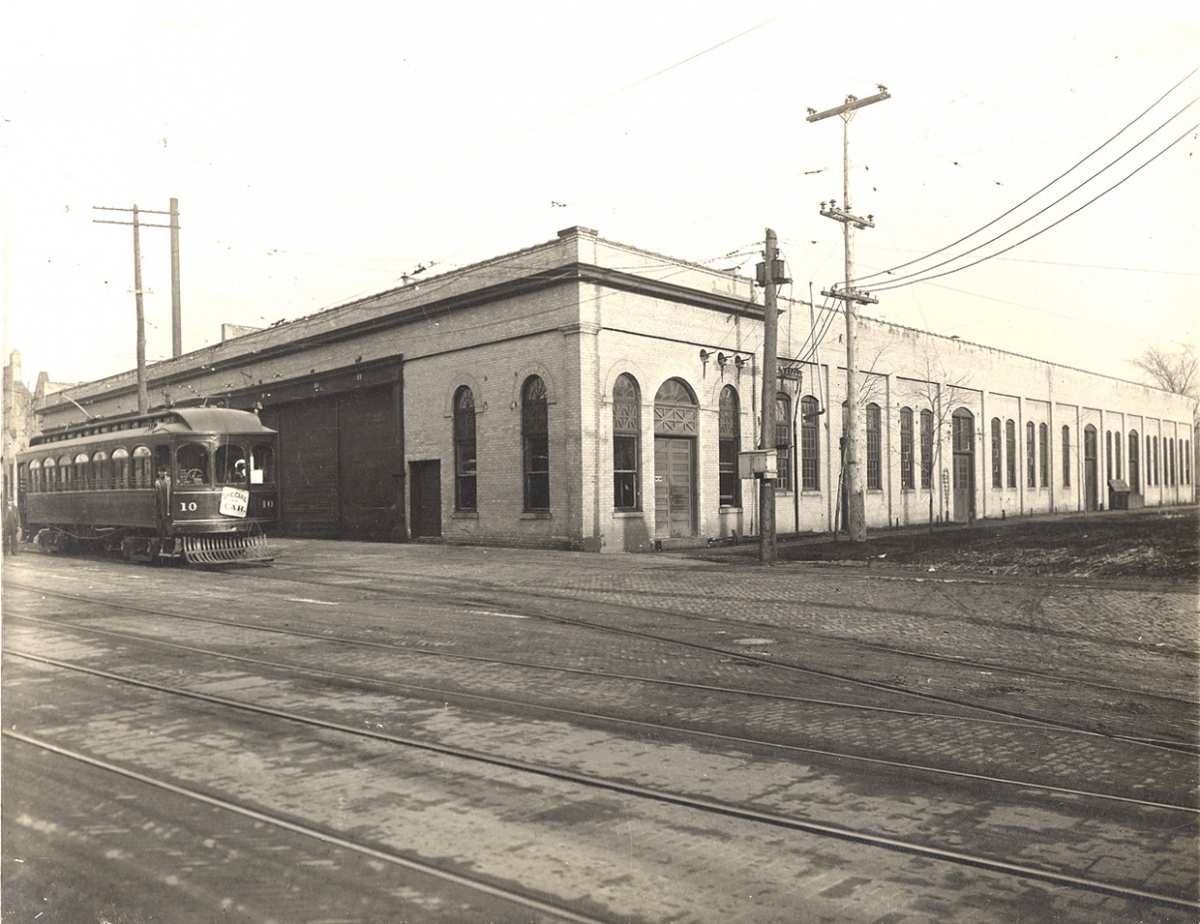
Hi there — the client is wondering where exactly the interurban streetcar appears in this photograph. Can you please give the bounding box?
[16,407,279,564]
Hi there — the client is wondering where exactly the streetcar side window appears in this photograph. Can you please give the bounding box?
[112,447,130,489]
[92,450,109,489]
[43,457,57,491]
[215,443,247,485]
[176,443,210,485]
[27,460,40,493]
[59,455,74,488]
[74,452,90,488]
[132,445,153,489]
[251,444,274,484]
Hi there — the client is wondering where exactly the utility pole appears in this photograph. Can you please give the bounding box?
[756,228,789,563]
[94,201,182,414]
[807,86,889,542]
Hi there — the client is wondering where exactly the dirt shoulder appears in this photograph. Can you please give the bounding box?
[698,506,1200,583]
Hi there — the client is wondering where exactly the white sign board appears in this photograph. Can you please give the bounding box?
[219,486,250,518]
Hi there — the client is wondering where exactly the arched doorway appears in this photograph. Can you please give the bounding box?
[654,378,698,539]
[951,407,975,523]
[1084,425,1099,511]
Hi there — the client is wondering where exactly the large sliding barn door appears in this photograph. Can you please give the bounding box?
[262,384,399,541]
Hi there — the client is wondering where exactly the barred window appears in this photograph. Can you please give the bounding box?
[991,418,1002,488]
[866,403,881,490]
[522,376,550,511]
[899,407,914,490]
[775,393,792,492]
[718,385,741,506]
[1005,420,1016,488]
[801,395,820,490]
[454,386,477,510]
[920,409,933,489]
[613,374,641,509]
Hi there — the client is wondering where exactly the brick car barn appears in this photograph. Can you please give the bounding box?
[33,227,1196,551]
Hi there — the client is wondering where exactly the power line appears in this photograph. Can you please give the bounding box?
[871,118,1198,293]
[859,69,1197,284]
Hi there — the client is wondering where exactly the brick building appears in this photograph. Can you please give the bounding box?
[32,227,1196,550]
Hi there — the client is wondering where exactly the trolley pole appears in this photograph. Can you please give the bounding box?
[807,86,889,542]
[756,228,789,563]
[94,201,181,413]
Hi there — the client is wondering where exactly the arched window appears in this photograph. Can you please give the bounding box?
[92,450,110,489]
[1170,438,1177,485]
[1147,434,1154,486]
[1005,420,1016,488]
[1106,430,1113,478]
[1026,421,1036,489]
[1039,423,1049,488]
[28,459,41,494]
[454,386,477,510]
[522,376,549,511]
[801,395,821,490]
[112,447,130,489]
[59,454,74,488]
[865,403,881,490]
[177,443,210,485]
[1062,426,1071,487]
[611,374,640,510]
[1115,432,1123,480]
[718,385,740,507]
[920,409,933,490]
[44,457,58,491]
[1186,439,1192,484]
[251,444,274,484]
[215,443,248,485]
[1128,431,1140,493]
[899,407,914,490]
[132,445,153,489]
[776,393,792,492]
[74,452,90,489]
[991,418,1002,488]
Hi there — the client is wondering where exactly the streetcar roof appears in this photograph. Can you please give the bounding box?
[22,407,275,457]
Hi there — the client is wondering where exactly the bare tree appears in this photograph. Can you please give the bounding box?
[1129,343,1199,441]
[1129,343,1198,402]
[903,344,975,531]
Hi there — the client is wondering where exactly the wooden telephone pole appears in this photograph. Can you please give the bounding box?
[807,86,889,542]
[757,229,789,563]
[94,201,183,414]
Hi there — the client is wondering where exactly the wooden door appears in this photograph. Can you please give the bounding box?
[654,437,694,539]
[409,460,441,539]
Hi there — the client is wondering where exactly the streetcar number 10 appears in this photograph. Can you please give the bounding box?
[179,501,198,512]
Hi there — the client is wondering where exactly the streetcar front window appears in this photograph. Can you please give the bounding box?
[251,444,275,484]
[215,443,248,485]
[176,443,210,485]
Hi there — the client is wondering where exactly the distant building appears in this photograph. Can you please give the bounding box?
[31,227,1196,550]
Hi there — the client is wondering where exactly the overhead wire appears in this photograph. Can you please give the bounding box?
[870,116,1199,293]
[859,69,1198,285]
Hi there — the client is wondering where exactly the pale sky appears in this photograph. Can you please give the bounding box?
[3,2,1197,389]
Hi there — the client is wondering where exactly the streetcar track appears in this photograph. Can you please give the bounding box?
[2,732,607,924]
[6,581,1194,755]
[6,652,1197,915]
[251,564,1200,709]
[7,636,1196,813]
